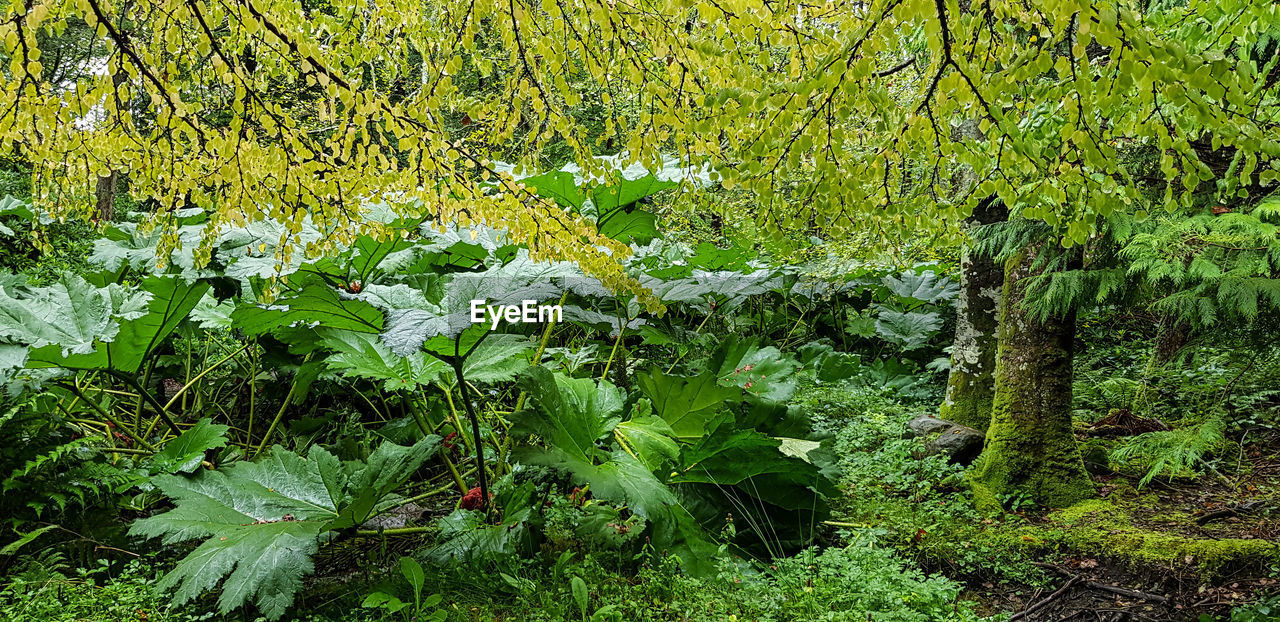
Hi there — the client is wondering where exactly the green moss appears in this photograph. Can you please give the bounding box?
[938,375,993,430]
[969,246,1095,510]
[1077,438,1113,474]
[993,500,1280,579]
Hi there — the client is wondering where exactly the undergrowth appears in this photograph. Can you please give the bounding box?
[801,383,1046,585]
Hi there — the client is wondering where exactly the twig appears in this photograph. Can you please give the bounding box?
[875,56,917,78]
[1084,583,1168,603]
[1195,500,1263,525]
[352,526,435,537]
[1032,563,1168,603]
[1011,575,1083,620]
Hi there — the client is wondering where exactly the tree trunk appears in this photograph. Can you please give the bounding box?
[1133,315,1190,411]
[1152,316,1189,366]
[940,197,1006,430]
[969,244,1095,510]
[95,171,118,222]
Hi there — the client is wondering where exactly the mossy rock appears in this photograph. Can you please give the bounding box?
[1077,439,1113,474]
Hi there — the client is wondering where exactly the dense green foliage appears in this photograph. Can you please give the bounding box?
[2,0,1279,619]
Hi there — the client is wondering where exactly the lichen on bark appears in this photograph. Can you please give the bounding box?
[969,244,1095,511]
[940,197,1006,430]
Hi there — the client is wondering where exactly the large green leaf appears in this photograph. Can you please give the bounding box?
[597,208,660,244]
[512,368,623,463]
[613,401,680,471]
[428,483,538,563]
[368,254,567,357]
[589,173,678,213]
[89,220,208,277]
[516,444,718,575]
[709,338,799,403]
[882,270,959,305]
[671,426,836,511]
[320,329,447,391]
[327,435,443,530]
[518,171,586,209]
[641,269,779,309]
[636,368,738,439]
[0,274,148,357]
[562,305,646,337]
[131,438,438,620]
[151,418,230,474]
[232,278,384,337]
[449,333,534,386]
[218,219,323,281]
[415,225,517,269]
[510,370,720,575]
[873,308,943,351]
[348,228,429,283]
[25,276,209,374]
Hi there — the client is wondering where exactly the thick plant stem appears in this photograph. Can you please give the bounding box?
[600,326,625,380]
[440,452,470,494]
[252,354,313,457]
[161,343,251,413]
[513,293,564,413]
[65,383,158,452]
[501,302,562,476]
[109,371,182,436]
[246,349,258,451]
[398,479,466,506]
[969,244,1095,511]
[452,358,489,513]
[666,307,716,374]
[940,197,1007,430]
[409,399,469,494]
[354,526,436,537]
[442,388,475,455]
[133,359,155,430]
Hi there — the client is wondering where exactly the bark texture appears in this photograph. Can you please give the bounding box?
[95,171,118,222]
[1152,316,1189,366]
[939,197,1007,430]
[969,245,1095,510]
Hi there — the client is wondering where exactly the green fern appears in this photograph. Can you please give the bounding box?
[1121,198,1280,330]
[972,194,1280,328]
[1109,414,1227,487]
[0,396,140,524]
[973,216,1136,322]
[1074,376,1142,413]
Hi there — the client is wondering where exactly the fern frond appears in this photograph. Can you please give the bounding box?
[1110,414,1226,487]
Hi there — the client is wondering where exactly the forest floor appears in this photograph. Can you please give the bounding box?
[963,429,1280,622]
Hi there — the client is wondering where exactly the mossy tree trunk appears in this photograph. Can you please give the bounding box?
[940,197,1007,430]
[969,244,1095,510]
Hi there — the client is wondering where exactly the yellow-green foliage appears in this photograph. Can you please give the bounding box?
[3,0,1278,277]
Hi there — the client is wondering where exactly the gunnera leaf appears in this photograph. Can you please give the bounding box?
[150,418,230,474]
[130,437,438,620]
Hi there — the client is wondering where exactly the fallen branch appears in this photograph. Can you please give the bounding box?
[1196,500,1263,525]
[1032,562,1169,603]
[1011,575,1082,621]
[1085,582,1169,603]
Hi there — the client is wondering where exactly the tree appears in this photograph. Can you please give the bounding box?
[2,0,1278,506]
[939,196,1006,430]
[968,241,1095,508]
